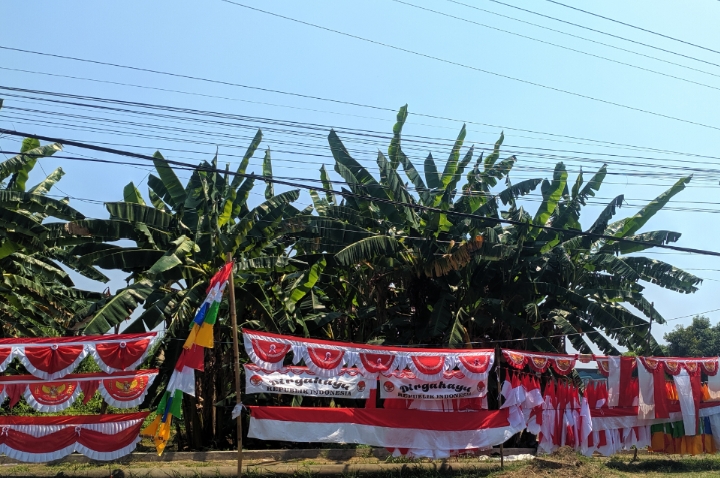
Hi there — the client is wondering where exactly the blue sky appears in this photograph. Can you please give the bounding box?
[2,0,720,344]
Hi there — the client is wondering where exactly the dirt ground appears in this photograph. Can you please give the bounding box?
[3,448,720,477]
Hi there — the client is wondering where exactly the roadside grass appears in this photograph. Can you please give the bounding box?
[6,449,720,477]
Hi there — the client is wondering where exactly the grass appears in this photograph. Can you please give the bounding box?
[6,450,720,477]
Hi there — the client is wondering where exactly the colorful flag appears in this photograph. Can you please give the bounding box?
[184,262,233,349]
[142,263,233,455]
[141,345,205,454]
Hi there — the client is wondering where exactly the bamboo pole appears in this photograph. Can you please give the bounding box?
[495,344,504,469]
[226,253,243,477]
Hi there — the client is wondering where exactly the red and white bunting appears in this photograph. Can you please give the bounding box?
[244,364,375,399]
[0,370,158,412]
[248,406,525,451]
[0,333,156,380]
[379,370,489,401]
[642,356,717,377]
[502,349,577,375]
[242,329,493,380]
[0,412,148,462]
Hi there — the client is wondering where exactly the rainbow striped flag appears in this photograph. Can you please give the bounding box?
[183,262,234,349]
[141,263,233,455]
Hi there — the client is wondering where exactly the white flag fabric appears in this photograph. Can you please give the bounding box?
[244,364,375,399]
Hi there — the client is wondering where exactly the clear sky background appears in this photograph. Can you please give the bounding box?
[2,0,720,345]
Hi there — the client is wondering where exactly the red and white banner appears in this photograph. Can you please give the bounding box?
[248,406,524,451]
[379,370,488,401]
[244,364,375,399]
[0,333,156,380]
[0,412,148,462]
[242,329,493,380]
[0,370,158,412]
[502,349,576,376]
[597,355,719,378]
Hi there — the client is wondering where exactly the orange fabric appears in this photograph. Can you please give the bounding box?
[688,435,704,456]
[704,433,716,453]
[702,384,711,401]
[651,432,666,452]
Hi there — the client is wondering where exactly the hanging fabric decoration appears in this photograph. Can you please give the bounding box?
[248,406,525,452]
[143,263,233,456]
[0,370,158,412]
[532,379,588,454]
[673,368,702,436]
[501,349,576,376]
[242,329,494,379]
[184,263,234,349]
[500,370,544,410]
[0,333,156,380]
[141,345,204,455]
[707,358,720,400]
[0,412,148,462]
[379,370,488,401]
[605,356,636,408]
[244,364,374,399]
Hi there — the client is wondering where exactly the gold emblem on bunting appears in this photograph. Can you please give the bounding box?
[665,360,680,374]
[505,351,526,368]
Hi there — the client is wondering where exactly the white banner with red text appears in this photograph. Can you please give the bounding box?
[244,364,375,399]
[379,370,489,400]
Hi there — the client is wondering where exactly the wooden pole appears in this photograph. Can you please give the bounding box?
[495,344,504,469]
[226,253,243,477]
[647,302,654,355]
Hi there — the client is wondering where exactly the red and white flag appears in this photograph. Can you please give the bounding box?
[248,406,525,451]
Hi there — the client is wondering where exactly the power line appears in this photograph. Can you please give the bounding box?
[6,106,720,190]
[8,146,720,215]
[9,85,720,165]
[393,0,720,93]
[487,0,720,70]
[6,98,720,193]
[2,65,717,162]
[5,7,720,135]
[5,87,720,183]
[446,0,720,81]
[216,0,720,132]
[543,0,720,57]
[3,126,720,258]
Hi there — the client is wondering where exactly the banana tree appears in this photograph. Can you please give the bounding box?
[61,131,333,449]
[294,105,699,357]
[0,137,104,337]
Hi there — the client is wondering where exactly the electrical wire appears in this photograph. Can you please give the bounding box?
[446,0,720,81]
[393,0,720,92]
[2,65,717,162]
[2,126,720,258]
[488,0,720,69]
[543,0,720,57]
[217,1,720,132]
[5,85,720,174]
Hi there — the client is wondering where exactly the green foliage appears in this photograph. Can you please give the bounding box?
[0,138,101,337]
[1,109,701,447]
[663,316,720,358]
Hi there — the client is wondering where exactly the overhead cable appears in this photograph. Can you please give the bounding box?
[393,0,720,92]
[447,0,720,80]
[543,0,720,57]
[488,0,720,69]
[2,126,719,258]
